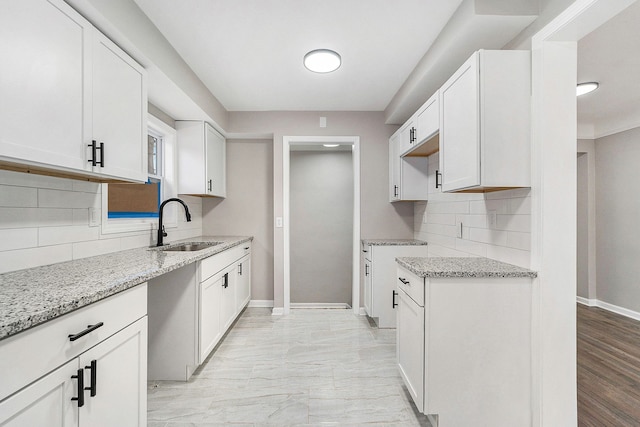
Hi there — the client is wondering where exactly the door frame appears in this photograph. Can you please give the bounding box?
[282,136,361,316]
[530,0,636,424]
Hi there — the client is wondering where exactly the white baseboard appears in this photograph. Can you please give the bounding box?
[577,297,640,322]
[576,296,597,307]
[248,300,274,308]
[358,307,367,316]
[271,307,284,316]
[290,303,351,309]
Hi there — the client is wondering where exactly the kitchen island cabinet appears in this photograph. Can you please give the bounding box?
[396,257,536,427]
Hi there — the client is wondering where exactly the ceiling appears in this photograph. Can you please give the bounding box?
[577,0,640,138]
[133,0,464,112]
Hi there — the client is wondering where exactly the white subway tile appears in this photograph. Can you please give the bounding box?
[486,188,531,200]
[496,214,531,233]
[506,231,531,251]
[424,232,456,249]
[426,200,469,214]
[469,198,509,215]
[38,189,99,209]
[0,244,73,274]
[508,197,531,215]
[120,233,153,250]
[456,214,488,229]
[486,245,531,269]
[0,208,73,229]
[425,213,456,225]
[39,225,100,246]
[468,228,508,246]
[425,223,457,237]
[427,244,473,257]
[0,170,73,191]
[455,238,487,257]
[72,238,121,260]
[0,185,38,207]
[0,228,38,251]
[72,180,102,193]
[73,209,89,225]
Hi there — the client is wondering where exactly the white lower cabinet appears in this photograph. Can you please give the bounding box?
[0,285,148,427]
[148,242,252,379]
[396,265,532,426]
[363,243,428,328]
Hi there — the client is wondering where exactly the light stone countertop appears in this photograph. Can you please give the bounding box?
[0,236,252,341]
[396,257,537,279]
[362,239,428,246]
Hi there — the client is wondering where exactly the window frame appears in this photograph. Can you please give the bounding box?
[100,114,178,235]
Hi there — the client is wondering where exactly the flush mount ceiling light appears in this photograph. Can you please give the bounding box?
[323,144,339,148]
[304,49,341,73]
[577,82,599,96]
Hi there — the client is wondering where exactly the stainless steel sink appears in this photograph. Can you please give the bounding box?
[157,242,221,252]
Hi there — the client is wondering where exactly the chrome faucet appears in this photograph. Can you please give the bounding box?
[156,198,192,246]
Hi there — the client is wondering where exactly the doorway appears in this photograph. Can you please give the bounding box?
[282,136,360,315]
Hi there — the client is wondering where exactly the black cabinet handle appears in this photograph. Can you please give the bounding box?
[398,277,409,285]
[365,264,369,276]
[71,369,85,407]
[68,322,104,342]
[238,263,243,275]
[392,290,398,309]
[244,247,250,250]
[88,140,97,166]
[97,142,104,167]
[410,127,417,143]
[84,360,97,397]
[394,185,398,198]
[436,170,442,189]
[222,273,229,288]
[208,179,212,192]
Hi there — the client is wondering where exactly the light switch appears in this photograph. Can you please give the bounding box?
[488,210,497,228]
[319,117,327,128]
[456,221,463,238]
[89,207,100,227]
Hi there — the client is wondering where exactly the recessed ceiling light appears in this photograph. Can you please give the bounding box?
[577,82,599,96]
[323,144,339,148]
[304,49,341,73]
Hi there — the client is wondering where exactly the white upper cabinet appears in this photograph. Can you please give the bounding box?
[398,119,416,156]
[90,32,147,182]
[415,92,439,148]
[0,0,147,183]
[388,132,429,202]
[177,121,226,198]
[439,50,531,193]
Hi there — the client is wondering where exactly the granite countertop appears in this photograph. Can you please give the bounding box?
[0,236,252,341]
[362,239,428,246]
[396,257,537,279]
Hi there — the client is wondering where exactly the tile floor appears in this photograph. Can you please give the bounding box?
[147,308,432,426]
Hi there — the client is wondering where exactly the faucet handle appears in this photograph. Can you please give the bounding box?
[162,225,168,237]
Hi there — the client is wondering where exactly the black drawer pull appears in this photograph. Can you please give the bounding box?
[222,273,229,288]
[398,277,409,285]
[71,369,85,407]
[436,170,442,189]
[97,142,104,167]
[68,322,104,342]
[85,360,97,397]
[392,290,398,309]
[244,247,250,250]
[238,263,243,275]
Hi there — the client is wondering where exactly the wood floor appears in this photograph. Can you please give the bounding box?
[578,304,640,426]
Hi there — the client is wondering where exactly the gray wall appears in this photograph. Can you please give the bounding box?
[576,152,589,299]
[290,151,353,305]
[595,127,640,310]
[202,140,274,301]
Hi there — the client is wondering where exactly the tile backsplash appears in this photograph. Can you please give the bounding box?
[414,153,531,268]
[0,170,202,274]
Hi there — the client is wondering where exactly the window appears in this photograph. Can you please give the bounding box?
[101,114,177,234]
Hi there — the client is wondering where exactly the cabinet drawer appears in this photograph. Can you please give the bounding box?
[0,284,147,401]
[397,267,424,307]
[200,243,251,282]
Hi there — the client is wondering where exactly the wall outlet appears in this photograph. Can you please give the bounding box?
[456,221,463,238]
[275,217,283,228]
[488,210,497,228]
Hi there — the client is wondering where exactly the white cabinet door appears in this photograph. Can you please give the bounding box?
[415,92,439,145]
[389,134,400,202]
[0,359,78,427]
[399,119,416,155]
[235,255,251,312]
[79,317,147,427]
[0,0,90,172]
[199,272,223,363]
[220,268,237,331]
[397,289,425,413]
[439,52,480,192]
[91,32,147,182]
[364,259,373,316]
[205,124,226,197]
